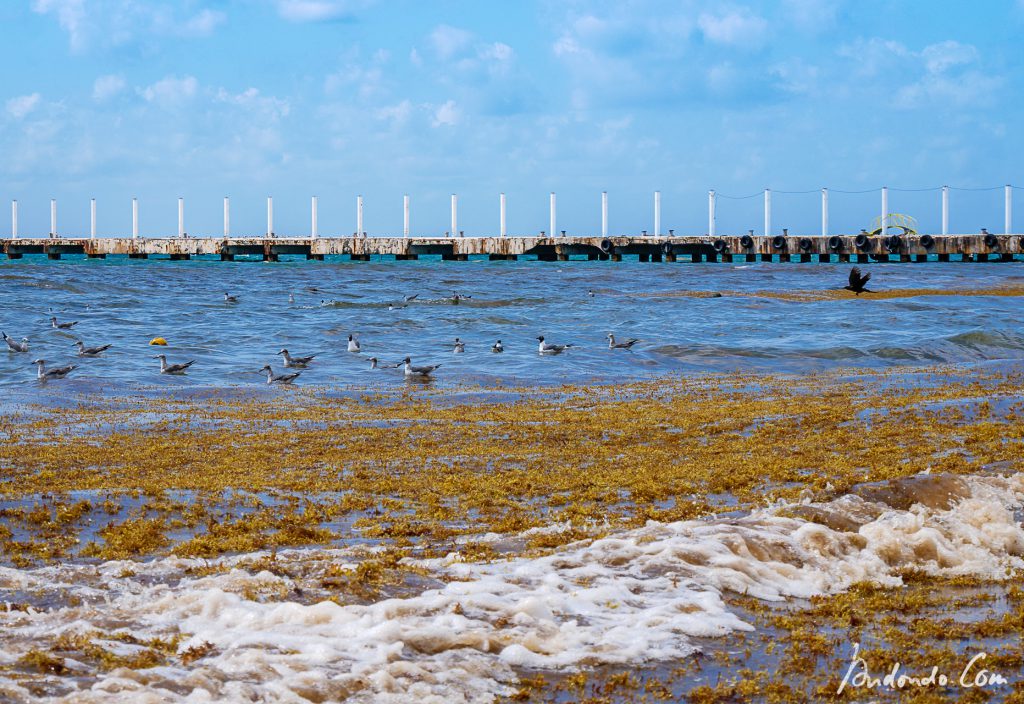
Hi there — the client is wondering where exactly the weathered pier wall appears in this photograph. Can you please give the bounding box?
[2,234,1022,262]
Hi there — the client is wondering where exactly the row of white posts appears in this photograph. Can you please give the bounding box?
[708,186,1014,238]
[9,187,1015,239]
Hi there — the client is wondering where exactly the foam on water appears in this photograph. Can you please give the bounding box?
[1,472,1022,703]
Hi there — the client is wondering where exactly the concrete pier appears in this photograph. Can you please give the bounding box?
[0,233,1021,262]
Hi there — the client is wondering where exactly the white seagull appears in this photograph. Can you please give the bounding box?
[403,357,441,377]
[347,334,361,353]
[75,340,113,357]
[33,359,77,380]
[154,354,195,375]
[537,336,573,355]
[492,340,503,353]
[2,332,29,353]
[260,364,300,385]
[607,334,639,350]
[279,349,315,368]
[453,338,465,353]
[50,317,78,330]
[224,293,239,303]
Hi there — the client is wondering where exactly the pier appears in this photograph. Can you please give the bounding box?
[1,233,1022,263]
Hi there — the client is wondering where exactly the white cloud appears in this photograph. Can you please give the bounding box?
[141,75,198,107]
[215,87,290,120]
[698,9,768,46]
[92,74,126,101]
[277,0,362,22]
[5,93,41,119]
[921,40,978,75]
[32,0,87,51]
[183,8,226,36]
[431,99,460,127]
[480,42,513,63]
[430,24,473,60]
[783,0,840,32]
[376,99,412,125]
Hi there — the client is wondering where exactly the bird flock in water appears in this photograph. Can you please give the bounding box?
[4,268,874,383]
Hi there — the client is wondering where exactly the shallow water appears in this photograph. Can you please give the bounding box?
[2,257,1024,401]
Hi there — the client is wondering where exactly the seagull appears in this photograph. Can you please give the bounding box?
[607,334,639,350]
[75,340,112,357]
[844,267,873,296]
[153,354,195,375]
[2,332,29,353]
[537,336,573,355]
[369,357,380,369]
[403,357,441,377]
[388,303,407,311]
[288,293,295,304]
[32,359,77,380]
[450,292,472,304]
[588,289,595,297]
[278,349,315,368]
[404,294,419,302]
[260,364,300,385]
[50,317,78,330]
[453,338,465,353]
[224,293,239,303]
[492,340,503,353]
[347,334,361,353]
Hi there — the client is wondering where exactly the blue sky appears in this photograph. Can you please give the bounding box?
[1,0,1022,237]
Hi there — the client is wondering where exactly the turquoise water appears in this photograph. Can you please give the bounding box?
[2,255,1024,398]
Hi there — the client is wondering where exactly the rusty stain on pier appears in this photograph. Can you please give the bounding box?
[2,234,1022,262]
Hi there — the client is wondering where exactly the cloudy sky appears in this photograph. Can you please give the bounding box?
[2,0,1022,237]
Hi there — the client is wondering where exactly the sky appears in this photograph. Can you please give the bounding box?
[1,0,1023,237]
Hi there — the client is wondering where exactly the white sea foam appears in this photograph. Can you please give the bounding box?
[0,472,1021,703]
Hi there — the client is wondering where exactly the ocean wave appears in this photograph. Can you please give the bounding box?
[0,472,1021,702]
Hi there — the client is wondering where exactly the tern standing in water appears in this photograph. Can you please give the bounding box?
[278,349,315,368]
[347,335,361,353]
[2,332,29,353]
[33,359,77,380]
[154,354,195,374]
[75,340,113,357]
[537,336,573,355]
[403,357,441,377]
[260,365,301,384]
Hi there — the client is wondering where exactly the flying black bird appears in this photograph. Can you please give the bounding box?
[844,267,872,296]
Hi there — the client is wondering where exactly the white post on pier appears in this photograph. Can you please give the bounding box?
[267,196,274,237]
[11,200,17,239]
[311,196,318,239]
[881,186,888,236]
[654,190,661,237]
[450,194,457,237]
[1006,185,1013,235]
[941,187,949,235]
[223,197,230,238]
[90,198,96,239]
[708,190,716,237]
[499,193,506,237]
[357,195,364,237]
[601,191,608,238]
[549,192,556,237]
[821,188,829,237]
[178,197,184,238]
[403,195,410,238]
[50,198,57,237]
[132,198,139,238]
[763,188,771,237]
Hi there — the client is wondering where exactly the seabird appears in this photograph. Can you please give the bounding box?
[288,293,295,304]
[588,289,595,297]
[50,317,78,330]
[2,332,29,353]
[453,338,465,353]
[369,357,380,369]
[224,293,239,303]
[492,340,503,353]
[278,348,315,368]
[260,364,300,385]
[33,359,77,380]
[403,357,441,377]
[404,294,419,302]
[537,336,573,355]
[844,267,873,296]
[450,292,472,304]
[75,340,113,357]
[153,354,195,375]
[388,303,407,311]
[607,334,639,350]
[347,334,361,353]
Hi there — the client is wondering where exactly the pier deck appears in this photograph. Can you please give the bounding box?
[2,234,1022,262]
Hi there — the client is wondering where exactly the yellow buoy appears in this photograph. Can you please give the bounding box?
[149,337,168,346]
